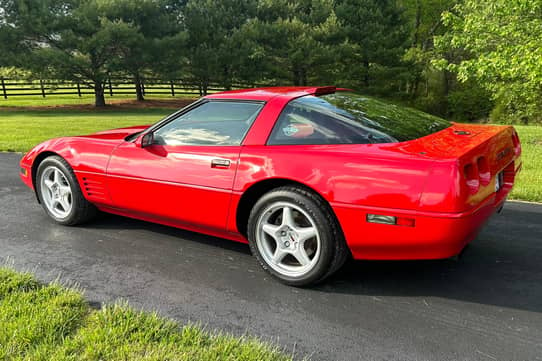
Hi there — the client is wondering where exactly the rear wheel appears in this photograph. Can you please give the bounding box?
[248,186,348,286]
[36,155,97,225]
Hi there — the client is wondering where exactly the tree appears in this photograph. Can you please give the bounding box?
[434,0,542,123]
[99,0,182,101]
[239,0,341,86]
[401,0,456,97]
[0,0,134,107]
[334,0,410,92]
[183,0,258,94]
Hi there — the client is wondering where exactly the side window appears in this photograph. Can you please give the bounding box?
[154,101,263,146]
[267,97,355,145]
[267,96,396,145]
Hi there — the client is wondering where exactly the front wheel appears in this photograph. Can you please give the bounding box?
[36,155,97,225]
[248,186,348,286]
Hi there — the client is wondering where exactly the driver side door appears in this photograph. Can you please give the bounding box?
[106,100,264,232]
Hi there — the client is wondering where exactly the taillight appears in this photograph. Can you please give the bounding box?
[477,157,491,185]
[464,163,480,194]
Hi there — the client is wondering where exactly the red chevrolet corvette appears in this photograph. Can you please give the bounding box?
[20,87,522,285]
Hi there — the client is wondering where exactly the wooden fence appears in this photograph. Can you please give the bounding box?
[0,77,265,99]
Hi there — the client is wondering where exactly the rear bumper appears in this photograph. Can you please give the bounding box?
[332,161,519,260]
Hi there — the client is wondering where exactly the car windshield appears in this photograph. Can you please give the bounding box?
[268,91,451,145]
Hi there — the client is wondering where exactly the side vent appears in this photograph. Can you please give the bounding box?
[81,176,107,201]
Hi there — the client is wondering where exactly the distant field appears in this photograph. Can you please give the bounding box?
[0,106,539,203]
[0,108,173,152]
[511,125,542,203]
[0,93,196,107]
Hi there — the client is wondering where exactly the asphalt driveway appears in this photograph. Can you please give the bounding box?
[1,152,541,361]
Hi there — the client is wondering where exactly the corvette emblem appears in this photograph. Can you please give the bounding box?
[283,124,299,136]
[496,147,511,161]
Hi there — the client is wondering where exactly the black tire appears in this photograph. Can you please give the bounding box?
[35,155,97,225]
[247,186,349,286]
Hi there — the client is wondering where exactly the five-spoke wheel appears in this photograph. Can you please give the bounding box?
[40,166,73,219]
[36,155,97,225]
[248,186,348,286]
[256,202,321,278]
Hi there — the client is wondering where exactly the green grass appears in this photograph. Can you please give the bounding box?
[0,94,197,107]
[510,125,542,203]
[0,109,173,152]
[0,267,292,361]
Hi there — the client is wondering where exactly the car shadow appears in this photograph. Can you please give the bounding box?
[318,204,542,314]
[90,212,252,255]
[89,203,542,314]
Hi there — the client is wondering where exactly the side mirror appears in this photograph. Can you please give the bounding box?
[136,132,154,148]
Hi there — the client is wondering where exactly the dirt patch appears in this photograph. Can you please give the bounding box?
[0,98,197,112]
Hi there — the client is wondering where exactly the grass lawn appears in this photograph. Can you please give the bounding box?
[511,125,542,203]
[0,94,198,108]
[0,109,173,152]
[0,107,540,203]
[0,267,292,361]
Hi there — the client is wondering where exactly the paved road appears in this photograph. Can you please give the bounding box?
[1,152,541,361]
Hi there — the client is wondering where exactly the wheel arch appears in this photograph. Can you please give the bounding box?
[235,178,340,238]
[31,151,62,203]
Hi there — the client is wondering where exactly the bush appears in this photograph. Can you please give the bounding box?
[447,84,493,122]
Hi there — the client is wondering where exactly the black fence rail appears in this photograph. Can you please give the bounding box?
[0,77,266,99]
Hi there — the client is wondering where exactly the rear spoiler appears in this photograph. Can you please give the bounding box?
[310,86,354,96]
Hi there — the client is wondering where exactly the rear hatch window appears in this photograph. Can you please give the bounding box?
[267,91,451,145]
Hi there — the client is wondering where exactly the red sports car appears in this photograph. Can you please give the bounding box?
[20,87,522,286]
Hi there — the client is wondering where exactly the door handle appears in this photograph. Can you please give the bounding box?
[211,159,231,168]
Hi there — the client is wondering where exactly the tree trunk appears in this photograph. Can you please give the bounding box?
[442,70,451,96]
[292,67,301,86]
[362,58,370,87]
[134,73,145,102]
[223,66,232,90]
[411,74,420,98]
[300,68,307,86]
[413,0,421,46]
[94,82,106,107]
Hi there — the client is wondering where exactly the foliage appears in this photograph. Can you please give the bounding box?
[99,0,184,101]
[183,0,258,93]
[0,0,132,106]
[434,0,542,124]
[335,0,409,92]
[0,267,292,360]
[0,0,538,121]
[0,67,32,79]
[237,0,341,86]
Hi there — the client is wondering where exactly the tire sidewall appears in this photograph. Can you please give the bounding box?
[248,189,335,286]
[36,156,81,225]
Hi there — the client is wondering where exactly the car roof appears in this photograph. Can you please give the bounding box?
[205,86,338,101]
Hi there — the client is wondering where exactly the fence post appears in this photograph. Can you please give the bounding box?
[141,79,145,96]
[1,77,6,99]
[170,80,175,97]
[108,77,113,96]
[40,79,46,98]
[77,82,81,97]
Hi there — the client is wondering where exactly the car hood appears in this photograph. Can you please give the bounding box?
[20,125,151,172]
[81,125,150,140]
